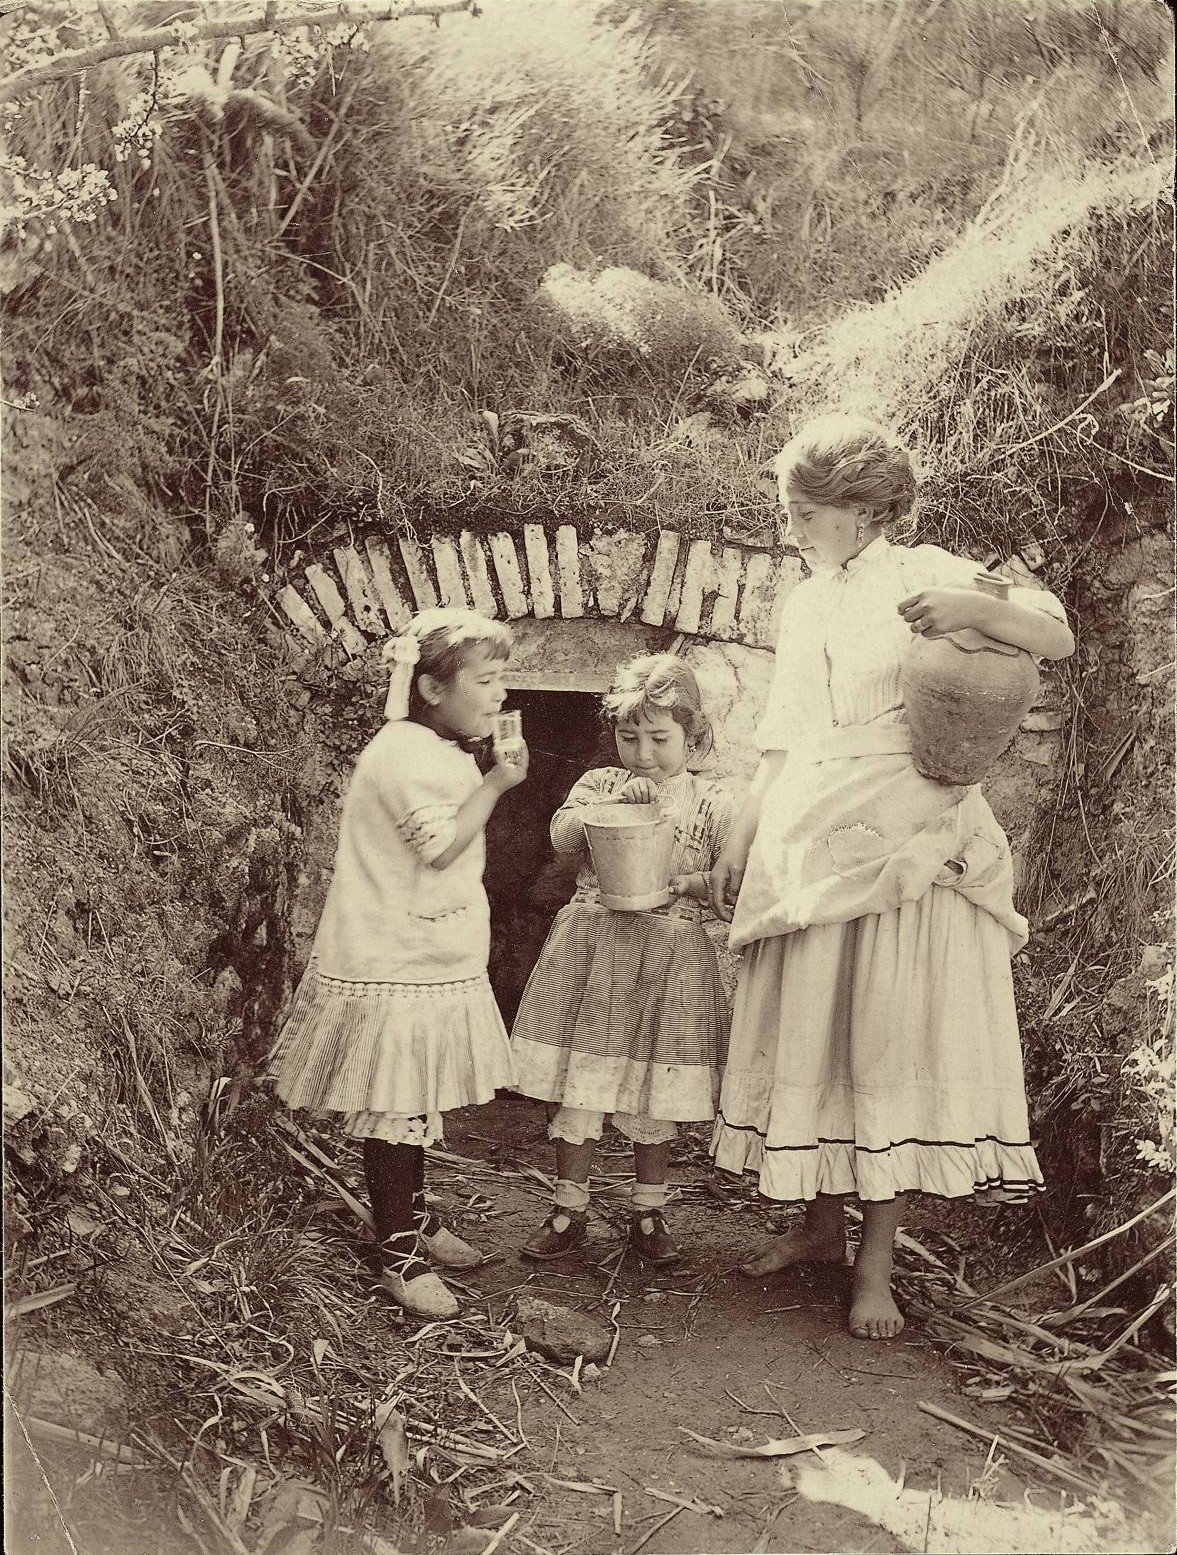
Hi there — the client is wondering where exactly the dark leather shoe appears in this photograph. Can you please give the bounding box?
[521,1209,587,1261]
[630,1209,682,1266]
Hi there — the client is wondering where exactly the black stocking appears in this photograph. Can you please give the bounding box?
[411,1141,442,1237]
[362,1139,427,1277]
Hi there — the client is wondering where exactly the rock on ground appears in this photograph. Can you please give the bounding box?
[514,1296,613,1365]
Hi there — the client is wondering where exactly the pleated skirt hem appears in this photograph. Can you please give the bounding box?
[268,966,515,1116]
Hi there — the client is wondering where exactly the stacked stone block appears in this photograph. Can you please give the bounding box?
[276,526,797,654]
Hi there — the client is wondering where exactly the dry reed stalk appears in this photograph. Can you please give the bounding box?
[628,1503,685,1555]
[25,1417,150,1467]
[915,1401,1105,1495]
[478,1511,521,1555]
[962,1187,1175,1305]
[525,1370,577,1424]
[5,1284,77,1318]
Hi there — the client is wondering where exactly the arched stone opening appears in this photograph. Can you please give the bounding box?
[484,617,773,1020]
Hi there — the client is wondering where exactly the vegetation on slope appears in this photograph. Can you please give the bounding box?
[2,0,1173,1544]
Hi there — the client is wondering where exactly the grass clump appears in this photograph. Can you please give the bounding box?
[538,261,744,383]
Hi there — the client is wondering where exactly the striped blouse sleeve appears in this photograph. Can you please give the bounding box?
[550,768,620,854]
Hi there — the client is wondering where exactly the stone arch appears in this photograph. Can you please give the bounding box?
[270,522,792,798]
[272,521,802,660]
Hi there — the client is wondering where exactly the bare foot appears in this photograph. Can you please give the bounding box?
[739,1225,846,1278]
[848,1268,905,1340]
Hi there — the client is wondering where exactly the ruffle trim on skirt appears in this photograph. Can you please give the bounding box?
[268,967,515,1116]
[342,1111,443,1147]
[512,1038,719,1121]
[711,1113,1045,1205]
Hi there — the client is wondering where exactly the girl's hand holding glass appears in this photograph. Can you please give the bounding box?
[486,739,529,793]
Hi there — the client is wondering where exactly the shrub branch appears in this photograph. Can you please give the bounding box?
[0,0,479,105]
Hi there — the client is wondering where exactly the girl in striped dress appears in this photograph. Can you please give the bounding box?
[268,609,527,1320]
[511,655,735,1267]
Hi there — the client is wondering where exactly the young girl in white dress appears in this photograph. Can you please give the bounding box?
[709,414,1075,1339]
[511,655,734,1267]
[268,608,528,1319]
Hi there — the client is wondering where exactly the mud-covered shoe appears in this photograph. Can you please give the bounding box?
[630,1209,682,1266]
[379,1267,460,1319]
[520,1209,587,1261]
[420,1224,484,1270]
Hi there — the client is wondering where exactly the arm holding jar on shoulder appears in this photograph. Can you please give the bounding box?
[898,586,1075,660]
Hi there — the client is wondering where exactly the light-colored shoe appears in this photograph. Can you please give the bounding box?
[380,1268,459,1319]
[420,1224,484,1270]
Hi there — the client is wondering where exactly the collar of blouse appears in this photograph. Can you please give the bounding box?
[832,532,891,578]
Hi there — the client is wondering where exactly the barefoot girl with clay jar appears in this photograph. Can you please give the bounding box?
[709,413,1074,1340]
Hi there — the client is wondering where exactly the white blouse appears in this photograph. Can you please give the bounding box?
[310,720,490,984]
[756,537,1067,751]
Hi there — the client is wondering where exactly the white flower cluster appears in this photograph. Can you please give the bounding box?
[111,90,162,167]
[0,155,116,239]
[1124,965,1175,1173]
[272,31,322,93]
[270,24,371,95]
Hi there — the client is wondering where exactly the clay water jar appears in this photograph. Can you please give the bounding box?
[902,571,1041,785]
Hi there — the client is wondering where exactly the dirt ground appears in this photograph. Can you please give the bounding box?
[430,1097,1076,1555]
[5,1087,1163,1555]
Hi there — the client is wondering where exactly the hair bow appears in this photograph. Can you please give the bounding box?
[383,632,421,720]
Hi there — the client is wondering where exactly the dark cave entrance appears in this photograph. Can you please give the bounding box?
[484,688,613,1025]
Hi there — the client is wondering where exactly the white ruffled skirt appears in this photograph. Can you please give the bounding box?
[268,962,516,1127]
[711,887,1044,1204]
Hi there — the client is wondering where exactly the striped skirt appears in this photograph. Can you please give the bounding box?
[712,887,1044,1204]
[267,961,516,1120]
[511,901,728,1122]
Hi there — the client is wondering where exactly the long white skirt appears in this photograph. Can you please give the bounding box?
[711,888,1044,1204]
